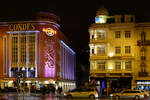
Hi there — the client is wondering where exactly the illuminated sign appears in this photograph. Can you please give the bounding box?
[43,28,56,36]
[9,23,35,31]
[137,81,150,85]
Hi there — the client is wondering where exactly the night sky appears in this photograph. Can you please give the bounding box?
[0,0,150,53]
[1,0,150,84]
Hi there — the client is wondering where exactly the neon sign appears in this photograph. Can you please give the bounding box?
[43,28,56,36]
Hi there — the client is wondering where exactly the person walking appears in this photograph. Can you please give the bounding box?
[42,85,46,95]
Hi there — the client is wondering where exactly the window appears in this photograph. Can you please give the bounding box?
[125,61,132,70]
[97,61,105,70]
[92,34,94,39]
[96,31,105,39]
[115,31,121,38]
[4,37,7,74]
[115,46,121,54]
[91,61,95,70]
[97,46,105,55]
[92,48,94,54]
[90,32,94,39]
[122,91,130,93]
[125,31,131,38]
[115,61,121,70]
[125,46,131,54]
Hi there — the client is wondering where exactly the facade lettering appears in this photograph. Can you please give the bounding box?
[8,23,35,31]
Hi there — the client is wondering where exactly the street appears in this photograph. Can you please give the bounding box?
[1,93,150,100]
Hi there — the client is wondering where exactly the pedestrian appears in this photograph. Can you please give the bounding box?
[57,86,63,97]
[59,87,62,94]
[42,85,46,95]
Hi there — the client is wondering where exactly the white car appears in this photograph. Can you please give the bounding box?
[64,87,99,99]
[140,90,149,97]
[110,90,145,99]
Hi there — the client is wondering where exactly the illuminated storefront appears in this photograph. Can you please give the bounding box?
[0,12,76,91]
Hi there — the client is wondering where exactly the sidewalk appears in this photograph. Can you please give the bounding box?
[0,92,64,98]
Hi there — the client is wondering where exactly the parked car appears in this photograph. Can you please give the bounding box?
[64,87,99,99]
[5,87,17,92]
[140,90,149,97]
[110,89,145,99]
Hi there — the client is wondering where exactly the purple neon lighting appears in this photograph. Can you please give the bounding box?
[43,41,56,78]
[44,61,55,77]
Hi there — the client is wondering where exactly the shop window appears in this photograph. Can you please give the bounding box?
[28,68,35,78]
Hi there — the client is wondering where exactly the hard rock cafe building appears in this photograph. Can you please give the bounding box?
[0,12,76,91]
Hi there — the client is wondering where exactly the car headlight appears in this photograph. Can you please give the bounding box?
[64,93,67,96]
[110,94,113,96]
[95,93,99,98]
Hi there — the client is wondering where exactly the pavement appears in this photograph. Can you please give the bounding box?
[0,92,64,97]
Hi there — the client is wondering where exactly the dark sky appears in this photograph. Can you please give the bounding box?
[1,0,150,64]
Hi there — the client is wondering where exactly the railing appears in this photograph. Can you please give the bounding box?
[137,40,150,46]
[90,38,107,43]
[138,72,148,77]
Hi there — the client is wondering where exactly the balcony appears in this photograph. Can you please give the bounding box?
[90,38,107,44]
[137,40,150,46]
[138,72,148,77]
[141,56,146,60]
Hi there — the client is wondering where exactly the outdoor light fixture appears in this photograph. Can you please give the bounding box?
[22,67,25,71]
[108,66,113,70]
[30,67,34,71]
[44,81,49,84]
[109,53,114,57]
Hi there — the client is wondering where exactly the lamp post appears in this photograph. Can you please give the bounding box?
[22,67,26,100]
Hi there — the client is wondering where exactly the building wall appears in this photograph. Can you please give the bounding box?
[89,8,150,90]
[0,12,76,90]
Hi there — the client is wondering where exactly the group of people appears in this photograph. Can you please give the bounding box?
[42,85,63,96]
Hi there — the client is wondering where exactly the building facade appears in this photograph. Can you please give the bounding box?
[0,12,76,91]
[89,6,150,91]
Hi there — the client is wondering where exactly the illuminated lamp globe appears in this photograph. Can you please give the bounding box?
[22,67,25,71]
[109,53,114,57]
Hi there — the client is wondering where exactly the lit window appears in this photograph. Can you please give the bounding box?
[115,46,121,54]
[95,16,107,23]
[125,61,132,70]
[125,31,131,38]
[91,61,95,70]
[115,31,121,38]
[115,61,121,70]
[4,37,7,74]
[125,46,131,54]
[96,31,105,39]
[97,46,105,55]
[97,61,105,70]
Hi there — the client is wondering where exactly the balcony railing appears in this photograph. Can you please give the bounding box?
[138,72,148,77]
[137,40,150,46]
[90,38,107,43]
